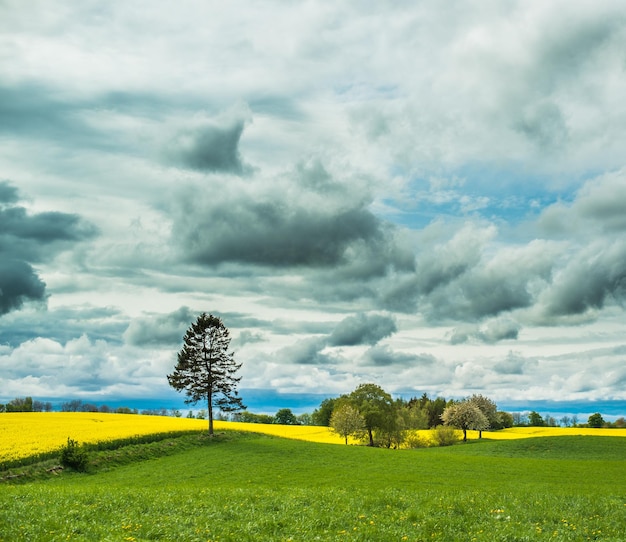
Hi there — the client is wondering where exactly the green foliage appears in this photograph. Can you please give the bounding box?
[402,401,430,430]
[274,408,299,425]
[233,410,275,424]
[5,397,33,412]
[528,410,545,426]
[329,404,365,444]
[432,424,461,446]
[4,433,626,540]
[588,412,604,428]
[468,394,498,436]
[349,383,395,446]
[311,397,340,426]
[59,438,88,472]
[496,410,514,428]
[404,393,453,429]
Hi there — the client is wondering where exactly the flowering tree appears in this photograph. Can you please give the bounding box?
[441,400,489,442]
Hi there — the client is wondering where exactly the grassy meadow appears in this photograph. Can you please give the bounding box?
[2,415,626,541]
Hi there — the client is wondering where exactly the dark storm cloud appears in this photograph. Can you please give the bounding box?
[215,205,376,266]
[0,181,19,204]
[0,259,46,315]
[0,82,128,153]
[123,306,196,346]
[0,205,98,263]
[434,272,534,321]
[277,337,337,366]
[1,206,96,246]
[362,345,436,367]
[174,190,395,269]
[274,313,398,366]
[0,183,97,316]
[493,352,536,375]
[166,118,247,174]
[380,224,487,313]
[449,319,521,345]
[541,240,626,318]
[381,225,554,322]
[0,83,75,139]
[538,169,626,235]
[328,313,396,346]
[570,170,626,232]
[232,329,264,347]
[0,305,126,347]
[169,151,415,276]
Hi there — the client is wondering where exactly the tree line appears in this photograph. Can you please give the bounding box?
[309,383,508,447]
[0,397,151,415]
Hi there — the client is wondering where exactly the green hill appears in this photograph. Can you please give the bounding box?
[2,431,625,541]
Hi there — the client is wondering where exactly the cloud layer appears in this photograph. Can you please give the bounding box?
[0,181,96,315]
[1,1,626,414]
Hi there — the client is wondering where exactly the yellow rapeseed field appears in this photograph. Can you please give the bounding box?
[474,426,626,439]
[3,413,626,466]
[215,420,357,445]
[0,413,351,465]
[0,412,207,466]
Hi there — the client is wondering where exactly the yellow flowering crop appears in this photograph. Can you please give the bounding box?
[0,413,350,465]
[3,413,626,466]
[213,420,355,445]
[467,426,626,440]
[0,412,209,465]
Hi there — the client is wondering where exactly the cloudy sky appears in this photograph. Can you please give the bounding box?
[2,1,626,417]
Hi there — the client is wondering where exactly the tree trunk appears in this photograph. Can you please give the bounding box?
[207,392,214,435]
[368,427,374,446]
[463,428,467,442]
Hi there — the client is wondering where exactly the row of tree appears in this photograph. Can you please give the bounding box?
[305,385,626,446]
[316,384,507,446]
[0,397,53,412]
[0,397,142,414]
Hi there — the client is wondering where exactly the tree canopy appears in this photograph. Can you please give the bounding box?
[274,408,298,425]
[349,383,395,446]
[441,400,489,442]
[588,412,605,428]
[330,404,365,444]
[467,394,499,438]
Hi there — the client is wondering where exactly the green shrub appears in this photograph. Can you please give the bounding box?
[432,425,460,447]
[404,430,430,448]
[60,437,88,472]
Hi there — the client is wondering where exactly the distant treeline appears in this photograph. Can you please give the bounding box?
[2,395,625,430]
[0,397,155,415]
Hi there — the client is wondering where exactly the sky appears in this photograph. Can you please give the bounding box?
[1,1,626,418]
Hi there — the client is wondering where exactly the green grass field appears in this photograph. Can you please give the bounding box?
[2,431,626,541]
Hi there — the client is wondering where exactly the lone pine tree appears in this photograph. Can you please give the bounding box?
[168,313,245,434]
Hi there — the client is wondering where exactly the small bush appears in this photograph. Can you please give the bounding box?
[404,431,431,449]
[432,425,460,447]
[60,437,89,471]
